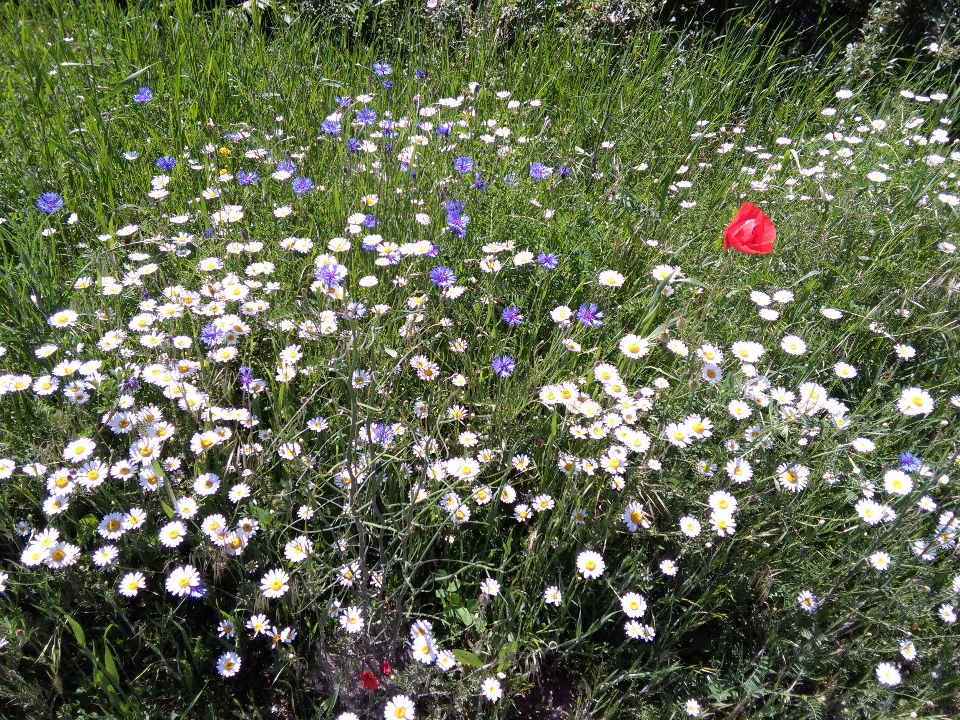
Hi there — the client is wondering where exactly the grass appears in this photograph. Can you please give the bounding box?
[0,1,959,718]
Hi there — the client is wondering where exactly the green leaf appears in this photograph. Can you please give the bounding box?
[454,607,474,627]
[102,642,120,686]
[452,649,484,668]
[66,616,86,647]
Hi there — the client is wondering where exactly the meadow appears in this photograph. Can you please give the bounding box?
[0,1,959,718]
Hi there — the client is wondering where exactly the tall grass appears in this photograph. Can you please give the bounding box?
[0,1,958,719]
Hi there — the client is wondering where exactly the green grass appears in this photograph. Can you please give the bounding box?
[0,1,959,718]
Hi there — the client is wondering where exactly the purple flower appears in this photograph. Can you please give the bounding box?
[502,305,523,326]
[361,236,381,251]
[35,192,64,213]
[530,162,552,180]
[345,301,367,318]
[372,61,393,77]
[576,303,604,327]
[321,119,342,135]
[472,173,488,191]
[200,324,225,348]
[335,95,353,108]
[315,263,347,285]
[156,156,176,171]
[347,138,361,152]
[453,156,474,174]
[491,355,516,378]
[415,69,427,79]
[436,122,452,136]
[370,422,395,446]
[276,160,297,175]
[237,170,259,186]
[447,214,470,238]
[356,107,377,126]
[382,80,394,90]
[503,173,519,186]
[133,87,153,104]
[537,252,558,269]
[239,366,255,390]
[430,266,456,288]
[291,177,314,195]
[557,164,570,178]
[364,214,378,228]
[900,451,922,473]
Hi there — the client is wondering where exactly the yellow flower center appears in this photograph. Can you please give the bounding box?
[107,520,120,532]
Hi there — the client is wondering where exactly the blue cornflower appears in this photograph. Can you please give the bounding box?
[385,250,403,264]
[576,303,604,327]
[557,164,570,178]
[120,376,140,392]
[321,119,342,135]
[335,95,353,108]
[363,214,378,228]
[35,192,64,213]
[530,162,553,180]
[372,61,393,77]
[430,266,456,288]
[537,252,558,269]
[900,451,923,473]
[199,324,225,348]
[156,156,176,171]
[415,69,427,79]
[239,366,254,390]
[448,214,470,238]
[133,87,153,104]
[361,236,381,251]
[491,355,516,378]
[237,170,259,186]
[223,131,242,142]
[473,173,488,191]
[291,177,314,195]
[203,227,214,237]
[444,199,465,216]
[503,173,519,186]
[502,305,524,326]
[384,142,393,154]
[345,301,368,319]
[276,159,297,175]
[347,137,361,152]
[382,80,394,90]
[315,263,347,285]
[453,156,474,174]
[381,121,395,138]
[371,422,396,446]
[189,579,207,599]
[437,122,453,136]
[356,107,377,126]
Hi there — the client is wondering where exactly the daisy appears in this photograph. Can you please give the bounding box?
[118,571,147,597]
[621,592,647,618]
[679,516,701,537]
[710,511,736,536]
[884,470,913,496]
[727,399,752,420]
[62,438,96,463]
[544,586,562,606]
[875,662,901,686]
[384,694,416,719]
[481,678,502,703]
[159,521,187,548]
[340,606,364,634]
[261,569,290,599]
[619,334,650,359]
[684,699,702,716]
[623,502,651,532]
[868,551,891,571]
[598,270,625,287]
[777,464,809,493]
[797,590,818,613]
[166,565,201,597]
[897,387,934,416]
[708,490,737,514]
[577,550,606,579]
[780,335,806,355]
[412,635,437,665]
[725,458,753,484]
[217,652,241,678]
[659,559,678,576]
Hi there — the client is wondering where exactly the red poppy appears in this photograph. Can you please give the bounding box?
[381,660,392,676]
[360,671,379,690]
[723,202,776,254]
